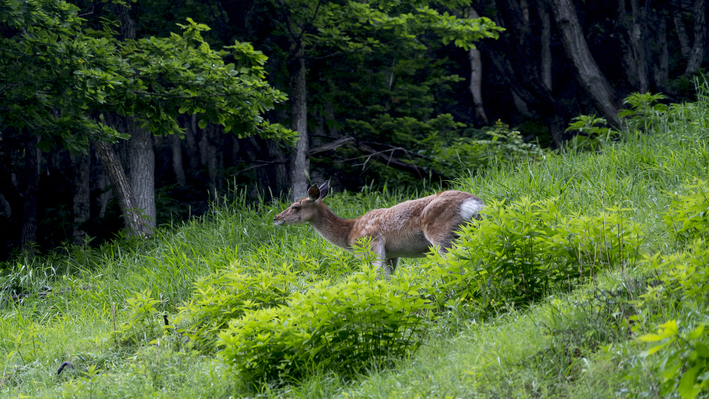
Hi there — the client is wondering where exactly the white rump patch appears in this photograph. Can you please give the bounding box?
[459,199,484,220]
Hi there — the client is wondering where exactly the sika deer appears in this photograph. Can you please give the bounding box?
[274,182,484,276]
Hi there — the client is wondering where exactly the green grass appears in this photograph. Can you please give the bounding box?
[2,92,709,398]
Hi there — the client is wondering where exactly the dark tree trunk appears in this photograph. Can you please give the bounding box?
[672,0,692,58]
[684,0,706,76]
[108,2,135,40]
[104,2,155,233]
[0,194,10,220]
[538,0,553,91]
[170,134,187,186]
[94,141,150,237]
[619,0,650,93]
[203,125,219,201]
[289,44,309,200]
[71,147,91,244]
[128,123,156,230]
[93,148,113,220]
[267,140,289,194]
[185,114,200,173]
[477,0,569,146]
[550,0,621,127]
[20,133,40,255]
[469,8,489,124]
[652,9,670,90]
[239,136,289,199]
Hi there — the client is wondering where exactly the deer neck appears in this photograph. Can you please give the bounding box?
[308,202,355,250]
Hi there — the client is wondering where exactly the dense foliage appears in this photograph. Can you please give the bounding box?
[2,0,709,255]
[1,85,709,396]
[0,0,293,149]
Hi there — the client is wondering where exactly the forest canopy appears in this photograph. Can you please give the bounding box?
[0,0,707,256]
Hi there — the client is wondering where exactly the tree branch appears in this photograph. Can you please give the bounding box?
[231,159,287,176]
[308,136,447,181]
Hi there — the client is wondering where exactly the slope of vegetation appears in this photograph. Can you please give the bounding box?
[2,87,709,398]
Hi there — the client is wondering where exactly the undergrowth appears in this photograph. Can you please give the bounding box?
[1,84,709,397]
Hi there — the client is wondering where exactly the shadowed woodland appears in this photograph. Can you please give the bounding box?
[1,0,707,256]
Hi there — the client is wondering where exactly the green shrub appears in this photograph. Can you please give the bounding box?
[565,92,669,151]
[639,240,709,307]
[565,114,617,151]
[427,120,543,176]
[114,290,166,346]
[174,261,301,350]
[619,92,669,132]
[638,320,709,399]
[217,266,429,384]
[665,179,709,244]
[423,197,643,314]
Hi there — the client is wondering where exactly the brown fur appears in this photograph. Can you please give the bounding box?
[274,182,484,276]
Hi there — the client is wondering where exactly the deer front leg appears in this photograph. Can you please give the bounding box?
[370,236,393,277]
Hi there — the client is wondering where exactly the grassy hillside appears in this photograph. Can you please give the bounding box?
[2,89,709,398]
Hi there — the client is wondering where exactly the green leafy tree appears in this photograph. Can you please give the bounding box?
[0,0,294,240]
[240,0,502,198]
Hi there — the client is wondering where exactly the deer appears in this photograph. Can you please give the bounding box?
[273,182,484,276]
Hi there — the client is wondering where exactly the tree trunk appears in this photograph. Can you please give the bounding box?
[672,0,692,58]
[185,114,200,173]
[205,125,219,201]
[268,140,289,194]
[653,9,670,90]
[619,0,650,93]
[538,0,553,91]
[128,123,156,230]
[93,149,113,219]
[20,133,40,255]
[478,0,570,147]
[105,2,155,233]
[199,123,208,167]
[550,0,621,127]
[289,44,309,200]
[468,8,489,124]
[71,147,91,244]
[94,141,150,237]
[170,134,187,186]
[684,0,705,76]
[0,194,10,220]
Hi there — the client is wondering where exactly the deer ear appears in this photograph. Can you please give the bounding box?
[307,184,320,201]
[318,181,329,200]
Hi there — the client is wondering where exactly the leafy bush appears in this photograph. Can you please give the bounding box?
[423,197,643,314]
[174,261,301,350]
[217,266,429,384]
[565,114,617,151]
[619,92,669,132]
[639,320,709,399]
[427,121,543,176]
[639,240,709,307]
[665,179,709,244]
[627,180,709,399]
[565,92,669,150]
[114,290,166,346]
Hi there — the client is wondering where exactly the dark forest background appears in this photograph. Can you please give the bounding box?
[1,0,707,259]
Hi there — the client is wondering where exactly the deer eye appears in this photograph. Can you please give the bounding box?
[292,206,300,212]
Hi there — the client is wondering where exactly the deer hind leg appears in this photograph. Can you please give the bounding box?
[423,222,459,255]
[387,257,399,273]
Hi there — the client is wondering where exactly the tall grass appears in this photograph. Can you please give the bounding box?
[1,86,709,397]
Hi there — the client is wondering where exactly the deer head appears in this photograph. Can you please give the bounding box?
[274,182,329,225]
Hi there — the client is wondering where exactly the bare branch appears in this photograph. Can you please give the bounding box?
[310,136,355,154]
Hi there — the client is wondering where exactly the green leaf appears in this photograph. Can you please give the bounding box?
[687,325,705,340]
[678,365,702,399]
[695,342,709,358]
